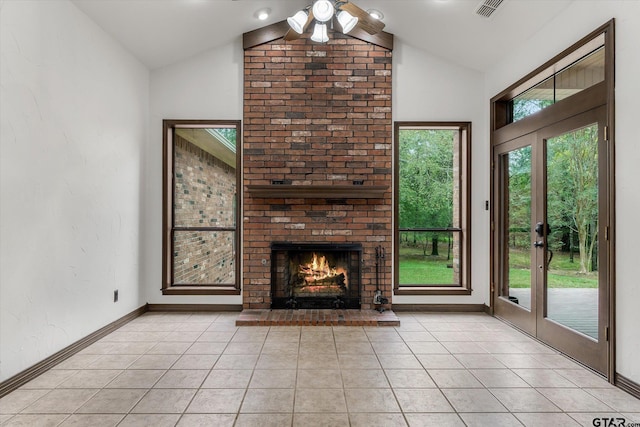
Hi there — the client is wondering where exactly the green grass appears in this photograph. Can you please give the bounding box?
[507,248,598,288]
[507,268,597,288]
[399,257,454,285]
[397,244,598,288]
[398,245,456,285]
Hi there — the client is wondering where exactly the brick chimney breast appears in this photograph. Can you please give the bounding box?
[243,31,392,310]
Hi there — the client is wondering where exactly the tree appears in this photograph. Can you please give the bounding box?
[214,128,237,147]
[512,97,554,122]
[547,124,599,274]
[399,129,454,255]
[507,146,532,250]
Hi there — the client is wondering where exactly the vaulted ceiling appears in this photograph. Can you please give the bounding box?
[71,0,574,71]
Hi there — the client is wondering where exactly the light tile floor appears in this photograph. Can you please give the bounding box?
[1,311,640,426]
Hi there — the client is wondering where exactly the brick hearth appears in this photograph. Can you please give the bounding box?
[242,29,393,311]
[236,309,400,327]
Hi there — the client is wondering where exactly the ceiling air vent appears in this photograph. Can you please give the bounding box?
[475,0,506,18]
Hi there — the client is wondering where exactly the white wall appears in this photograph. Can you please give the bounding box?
[484,1,640,385]
[393,42,490,305]
[145,41,244,305]
[0,0,148,381]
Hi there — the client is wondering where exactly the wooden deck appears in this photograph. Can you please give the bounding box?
[509,288,598,339]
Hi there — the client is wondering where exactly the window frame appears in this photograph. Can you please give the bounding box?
[393,121,472,295]
[162,119,242,295]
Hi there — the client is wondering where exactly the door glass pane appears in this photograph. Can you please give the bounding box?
[503,146,532,310]
[545,124,599,339]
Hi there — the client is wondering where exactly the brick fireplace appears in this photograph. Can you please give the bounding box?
[242,27,393,311]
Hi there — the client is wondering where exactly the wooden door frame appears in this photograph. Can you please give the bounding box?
[492,134,537,337]
[489,20,615,380]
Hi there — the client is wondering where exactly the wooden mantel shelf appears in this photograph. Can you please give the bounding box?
[246,184,388,199]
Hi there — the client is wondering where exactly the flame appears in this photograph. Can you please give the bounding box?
[299,253,345,284]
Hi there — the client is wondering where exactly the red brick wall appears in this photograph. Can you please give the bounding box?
[243,32,392,309]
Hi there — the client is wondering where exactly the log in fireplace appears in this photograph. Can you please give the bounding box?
[271,243,362,309]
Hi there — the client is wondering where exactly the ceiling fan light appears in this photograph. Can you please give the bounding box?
[255,8,271,20]
[287,10,308,34]
[310,22,329,43]
[367,8,384,20]
[312,0,334,22]
[337,10,358,34]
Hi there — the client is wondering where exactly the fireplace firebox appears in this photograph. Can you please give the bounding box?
[271,243,362,309]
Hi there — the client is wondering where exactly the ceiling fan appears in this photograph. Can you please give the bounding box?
[284,0,385,43]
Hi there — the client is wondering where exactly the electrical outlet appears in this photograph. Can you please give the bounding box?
[113,289,119,303]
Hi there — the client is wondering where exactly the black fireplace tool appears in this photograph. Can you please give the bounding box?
[374,245,389,313]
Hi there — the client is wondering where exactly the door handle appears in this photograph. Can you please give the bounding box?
[535,221,551,237]
[532,241,554,269]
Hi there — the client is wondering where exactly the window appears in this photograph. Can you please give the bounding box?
[162,120,241,295]
[494,34,606,127]
[394,122,471,295]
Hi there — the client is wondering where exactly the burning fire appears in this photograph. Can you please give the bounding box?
[299,253,347,285]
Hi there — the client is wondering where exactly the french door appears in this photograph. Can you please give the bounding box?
[493,106,610,375]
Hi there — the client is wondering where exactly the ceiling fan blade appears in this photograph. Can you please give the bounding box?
[338,1,385,35]
[305,10,315,29]
[284,29,302,41]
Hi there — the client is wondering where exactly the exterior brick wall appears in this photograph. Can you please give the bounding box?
[174,136,236,284]
[243,32,392,309]
[173,230,235,284]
